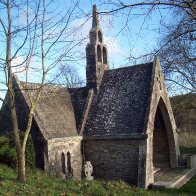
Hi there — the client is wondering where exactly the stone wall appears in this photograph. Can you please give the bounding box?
[84,139,146,185]
[30,119,46,169]
[153,128,170,168]
[145,57,180,187]
[47,136,83,179]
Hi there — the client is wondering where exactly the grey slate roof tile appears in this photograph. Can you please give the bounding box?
[20,83,77,139]
[84,62,154,136]
[0,62,154,139]
[18,82,87,139]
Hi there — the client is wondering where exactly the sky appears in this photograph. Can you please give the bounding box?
[50,0,173,81]
[0,0,174,104]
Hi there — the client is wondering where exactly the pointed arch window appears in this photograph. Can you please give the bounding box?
[103,47,107,64]
[67,151,72,174]
[61,152,66,174]
[97,45,102,63]
[98,30,102,43]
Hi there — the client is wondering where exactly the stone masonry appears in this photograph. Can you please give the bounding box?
[0,5,180,188]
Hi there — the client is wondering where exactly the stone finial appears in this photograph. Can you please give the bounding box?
[153,55,160,66]
[92,4,99,28]
[86,5,109,92]
[84,161,94,180]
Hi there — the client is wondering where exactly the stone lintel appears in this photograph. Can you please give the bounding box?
[83,134,147,140]
[48,136,83,143]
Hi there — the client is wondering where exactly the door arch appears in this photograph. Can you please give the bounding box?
[153,98,176,168]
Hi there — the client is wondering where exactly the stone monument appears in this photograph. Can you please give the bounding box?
[84,161,94,180]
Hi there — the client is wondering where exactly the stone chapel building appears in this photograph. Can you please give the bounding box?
[0,5,180,188]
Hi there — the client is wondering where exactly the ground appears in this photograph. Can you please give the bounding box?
[0,164,195,195]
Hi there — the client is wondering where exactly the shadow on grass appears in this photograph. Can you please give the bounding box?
[151,175,196,195]
[180,146,196,154]
[0,177,17,182]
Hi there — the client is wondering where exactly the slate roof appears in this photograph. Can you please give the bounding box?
[0,63,155,139]
[68,87,88,129]
[19,81,87,139]
[84,62,154,136]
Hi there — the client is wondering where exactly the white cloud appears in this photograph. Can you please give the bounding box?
[68,15,128,68]
[12,56,24,65]
[104,36,128,67]
[11,56,44,82]
[105,37,125,56]
[12,56,26,74]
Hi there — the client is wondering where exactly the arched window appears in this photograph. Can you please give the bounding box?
[97,45,102,63]
[67,151,72,174]
[61,152,66,174]
[98,30,102,43]
[103,47,107,64]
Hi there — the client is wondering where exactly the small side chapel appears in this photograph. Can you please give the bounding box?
[0,5,180,188]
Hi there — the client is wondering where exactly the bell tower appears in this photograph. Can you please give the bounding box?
[86,5,109,92]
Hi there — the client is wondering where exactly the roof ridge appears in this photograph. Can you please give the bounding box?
[20,81,65,88]
[106,62,153,72]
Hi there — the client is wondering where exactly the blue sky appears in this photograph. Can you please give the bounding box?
[0,0,174,104]
[55,0,173,80]
[68,0,173,71]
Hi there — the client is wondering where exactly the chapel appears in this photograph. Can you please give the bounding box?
[0,5,180,188]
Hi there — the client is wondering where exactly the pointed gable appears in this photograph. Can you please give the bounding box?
[6,77,87,140]
[84,62,154,136]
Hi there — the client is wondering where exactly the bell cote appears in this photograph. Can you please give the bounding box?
[86,5,109,92]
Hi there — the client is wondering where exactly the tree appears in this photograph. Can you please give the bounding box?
[0,0,82,182]
[99,0,195,20]
[54,64,85,88]
[157,12,195,93]
[98,0,195,93]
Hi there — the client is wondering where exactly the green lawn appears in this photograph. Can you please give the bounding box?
[0,164,195,195]
[180,146,196,154]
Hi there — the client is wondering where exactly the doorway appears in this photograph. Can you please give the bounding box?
[153,100,170,168]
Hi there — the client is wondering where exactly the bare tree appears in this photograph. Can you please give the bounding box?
[0,0,83,182]
[99,0,195,20]
[170,93,196,147]
[97,0,195,93]
[158,12,195,93]
[54,64,85,88]
[0,0,39,182]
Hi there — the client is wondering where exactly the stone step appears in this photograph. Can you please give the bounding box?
[151,168,196,189]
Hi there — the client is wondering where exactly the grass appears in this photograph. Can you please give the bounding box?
[178,132,196,148]
[0,164,195,195]
[180,146,196,154]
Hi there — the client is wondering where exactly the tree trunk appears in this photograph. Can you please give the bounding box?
[6,0,26,183]
[17,148,26,182]
[9,92,26,182]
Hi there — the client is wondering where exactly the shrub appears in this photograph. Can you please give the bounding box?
[0,132,35,169]
[0,142,17,168]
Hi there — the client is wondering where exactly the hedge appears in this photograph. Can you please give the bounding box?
[0,132,35,169]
